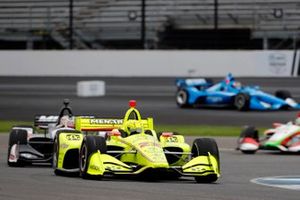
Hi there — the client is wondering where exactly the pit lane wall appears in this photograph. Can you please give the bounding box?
[0,50,299,77]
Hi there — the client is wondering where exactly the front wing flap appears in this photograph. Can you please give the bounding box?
[86,151,220,178]
[87,151,133,176]
[181,153,220,177]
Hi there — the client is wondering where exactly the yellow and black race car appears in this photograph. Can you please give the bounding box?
[53,100,220,183]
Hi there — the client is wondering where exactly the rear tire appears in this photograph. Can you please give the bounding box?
[79,136,106,179]
[191,138,220,183]
[234,93,250,111]
[176,89,190,108]
[7,129,28,167]
[275,90,292,100]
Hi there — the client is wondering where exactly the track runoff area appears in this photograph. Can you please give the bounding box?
[1,77,300,199]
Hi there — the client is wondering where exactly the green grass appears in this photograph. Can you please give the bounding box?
[0,120,33,133]
[0,120,266,136]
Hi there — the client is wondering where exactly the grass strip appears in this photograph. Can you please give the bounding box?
[0,120,33,133]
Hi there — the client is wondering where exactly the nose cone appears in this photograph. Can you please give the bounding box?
[136,139,169,168]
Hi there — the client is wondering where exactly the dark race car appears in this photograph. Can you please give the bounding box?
[7,99,74,167]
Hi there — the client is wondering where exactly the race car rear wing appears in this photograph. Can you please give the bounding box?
[75,117,154,132]
[176,78,212,88]
[34,115,95,129]
[34,115,59,128]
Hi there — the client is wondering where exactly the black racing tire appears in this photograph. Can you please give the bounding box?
[94,136,107,154]
[7,129,28,167]
[191,138,220,183]
[234,93,250,111]
[176,89,190,108]
[79,136,105,179]
[238,126,259,154]
[275,90,292,100]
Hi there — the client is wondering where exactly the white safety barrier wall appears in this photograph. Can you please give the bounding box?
[0,50,298,77]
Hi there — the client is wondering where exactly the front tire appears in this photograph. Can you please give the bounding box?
[79,136,106,179]
[191,138,220,183]
[53,136,62,176]
[7,129,27,167]
[234,93,250,111]
[176,89,190,108]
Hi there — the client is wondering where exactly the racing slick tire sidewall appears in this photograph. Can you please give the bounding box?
[192,138,220,183]
[7,129,27,167]
[176,89,190,108]
[234,93,250,111]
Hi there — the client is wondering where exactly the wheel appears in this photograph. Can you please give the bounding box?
[79,136,106,179]
[176,89,190,108]
[238,126,259,154]
[275,90,292,100]
[191,138,220,183]
[94,136,107,154]
[7,129,28,167]
[234,93,250,111]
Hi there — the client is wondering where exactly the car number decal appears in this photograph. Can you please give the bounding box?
[66,134,81,141]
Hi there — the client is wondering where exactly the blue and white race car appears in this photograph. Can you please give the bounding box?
[176,74,300,111]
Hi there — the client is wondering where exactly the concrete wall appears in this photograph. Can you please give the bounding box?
[0,50,298,77]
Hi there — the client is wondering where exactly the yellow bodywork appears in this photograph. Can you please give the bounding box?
[182,153,220,177]
[57,132,83,169]
[87,152,133,175]
[56,102,220,182]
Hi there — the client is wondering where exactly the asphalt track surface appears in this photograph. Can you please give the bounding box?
[0,77,300,200]
[1,134,300,200]
[1,77,300,126]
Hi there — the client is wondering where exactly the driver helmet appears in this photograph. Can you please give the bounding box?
[59,115,74,128]
[125,121,143,135]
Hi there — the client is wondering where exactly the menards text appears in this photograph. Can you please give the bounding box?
[90,119,123,124]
